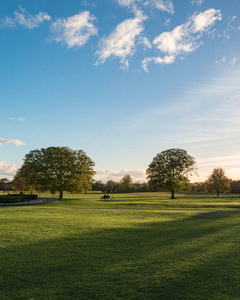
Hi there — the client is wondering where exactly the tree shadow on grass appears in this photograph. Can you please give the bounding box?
[1,211,240,299]
[97,198,240,210]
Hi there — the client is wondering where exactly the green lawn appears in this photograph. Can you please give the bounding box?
[1,192,240,299]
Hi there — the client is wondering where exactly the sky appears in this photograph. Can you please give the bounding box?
[0,0,240,183]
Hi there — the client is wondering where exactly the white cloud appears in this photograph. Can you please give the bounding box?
[153,9,221,57]
[50,11,98,48]
[1,7,51,29]
[0,161,21,176]
[95,169,146,182]
[191,9,222,33]
[0,138,25,147]
[153,24,194,55]
[142,55,175,71]
[96,13,146,68]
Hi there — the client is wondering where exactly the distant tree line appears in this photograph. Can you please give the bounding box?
[0,178,12,192]
[92,175,151,193]
[191,168,240,194]
[3,175,240,195]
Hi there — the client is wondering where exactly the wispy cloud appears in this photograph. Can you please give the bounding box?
[164,18,171,27]
[81,0,97,8]
[0,7,51,29]
[216,56,238,65]
[122,67,240,181]
[195,155,240,180]
[126,66,240,144]
[96,11,146,69]
[116,0,137,7]
[198,154,240,165]
[0,161,21,176]
[138,36,152,49]
[142,55,175,71]
[222,16,239,39]
[10,117,26,121]
[231,57,238,65]
[191,0,204,5]
[50,11,98,48]
[116,0,174,14]
[0,138,25,147]
[149,0,174,14]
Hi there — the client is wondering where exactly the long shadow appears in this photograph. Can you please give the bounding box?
[98,199,240,209]
[1,211,240,299]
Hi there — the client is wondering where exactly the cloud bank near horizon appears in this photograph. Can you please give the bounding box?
[95,169,147,183]
[0,161,22,176]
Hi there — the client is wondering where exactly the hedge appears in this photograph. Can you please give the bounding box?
[0,194,38,203]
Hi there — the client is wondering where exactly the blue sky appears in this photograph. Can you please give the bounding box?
[0,0,240,183]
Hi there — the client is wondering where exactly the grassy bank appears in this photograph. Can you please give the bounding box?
[45,191,240,210]
[1,192,240,299]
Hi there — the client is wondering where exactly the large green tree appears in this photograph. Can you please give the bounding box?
[13,147,95,199]
[146,148,196,199]
[204,168,231,196]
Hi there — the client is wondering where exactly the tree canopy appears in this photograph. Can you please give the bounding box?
[13,146,95,198]
[204,168,231,196]
[119,175,133,193]
[0,178,10,191]
[146,148,196,199]
[230,180,240,194]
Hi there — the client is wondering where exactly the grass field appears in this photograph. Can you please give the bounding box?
[1,192,240,299]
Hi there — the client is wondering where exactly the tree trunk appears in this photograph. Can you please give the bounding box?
[171,190,176,199]
[217,191,220,196]
[59,191,63,199]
